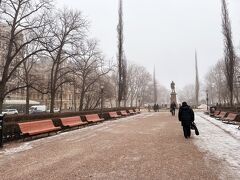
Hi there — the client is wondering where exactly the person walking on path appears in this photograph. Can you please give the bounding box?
[170,102,176,116]
[156,104,160,112]
[178,102,194,139]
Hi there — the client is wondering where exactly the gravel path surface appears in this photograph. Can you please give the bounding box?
[0,112,236,180]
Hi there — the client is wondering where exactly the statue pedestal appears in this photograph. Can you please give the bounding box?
[170,92,177,105]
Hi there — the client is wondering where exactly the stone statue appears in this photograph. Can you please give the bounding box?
[171,81,175,93]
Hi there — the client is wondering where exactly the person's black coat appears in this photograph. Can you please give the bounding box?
[178,105,194,126]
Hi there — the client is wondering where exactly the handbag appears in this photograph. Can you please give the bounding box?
[191,122,199,135]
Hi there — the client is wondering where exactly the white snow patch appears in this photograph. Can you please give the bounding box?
[199,113,240,139]
[3,142,32,155]
[193,113,240,178]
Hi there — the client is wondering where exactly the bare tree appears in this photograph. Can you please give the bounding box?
[22,54,37,114]
[73,39,112,111]
[157,84,170,106]
[125,63,152,107]
[178,84,195,105]
[205,59,229,105]
[222,0,236,106]
[153,65,157,104]
[0,0,51,112]
[195,51,199,106]
[44,8,87,113]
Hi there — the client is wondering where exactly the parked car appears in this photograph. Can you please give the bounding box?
[2,109,18,115]
[29,105,47,114]
[46,108,60,113]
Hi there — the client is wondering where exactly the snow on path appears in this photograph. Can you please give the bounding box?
[194,112,240,177]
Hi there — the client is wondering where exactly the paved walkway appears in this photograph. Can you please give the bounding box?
[0,112,236,180]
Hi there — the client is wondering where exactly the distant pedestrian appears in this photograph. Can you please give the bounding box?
[170,102,176,116]
[153,104,157,112]
[178,102,194,139]
[148,104,151,112]
[156,104,159,112]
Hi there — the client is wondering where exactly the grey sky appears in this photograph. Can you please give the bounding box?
[57,0,240,90]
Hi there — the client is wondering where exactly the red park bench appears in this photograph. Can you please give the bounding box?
[128,109,136,115]
[60,116,88,128]
[18,119,61,139]
[215,111,228,119]
[108,111,121,119]
[85,114,104,123]
[120,110,130,116]
[222,113,239,124]
[212,110,221,117]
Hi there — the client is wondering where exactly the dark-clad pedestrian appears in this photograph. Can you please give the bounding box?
[156,104,159,112]
[178,102,194,139]
[170,102,176,116]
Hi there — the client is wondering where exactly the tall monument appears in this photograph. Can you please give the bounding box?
[170,81,177,104]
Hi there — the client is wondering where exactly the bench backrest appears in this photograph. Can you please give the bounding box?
[214,111,221,115]
[109,112,118,116]
[86,114,101,121]
[121,110,128,114]
[226,113,237,119]
[129,110,134,113]
[218,111,227,117]
[18,120,55,132]
[60,116,82,125]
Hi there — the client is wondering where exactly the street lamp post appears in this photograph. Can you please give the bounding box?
[100,85,104,114]
[206,90,209,111]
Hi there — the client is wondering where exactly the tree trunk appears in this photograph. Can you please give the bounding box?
[50,90,55,113]
[73,83,77,112]
[25,85,30,114]
[79,90,85,111]
[79,80,86,111]
[59,85,63,112]
[0,98,4,114]
[0,83,6,113]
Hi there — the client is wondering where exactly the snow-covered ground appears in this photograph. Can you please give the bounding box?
[194,112,240,178]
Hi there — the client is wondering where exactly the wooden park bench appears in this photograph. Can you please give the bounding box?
[212,110,221,117]
[221,113,239,124]
[85,114,104,123]
[108,112,121,119]
[120,110,130,116]
[18,119,61,139]
[60,116,88,128]
[128,109,136,115]
[215,111,228,119]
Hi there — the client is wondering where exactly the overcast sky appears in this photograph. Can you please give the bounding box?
[57,0,240,90]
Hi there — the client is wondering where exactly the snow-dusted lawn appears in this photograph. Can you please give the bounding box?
[194,112,240,177]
